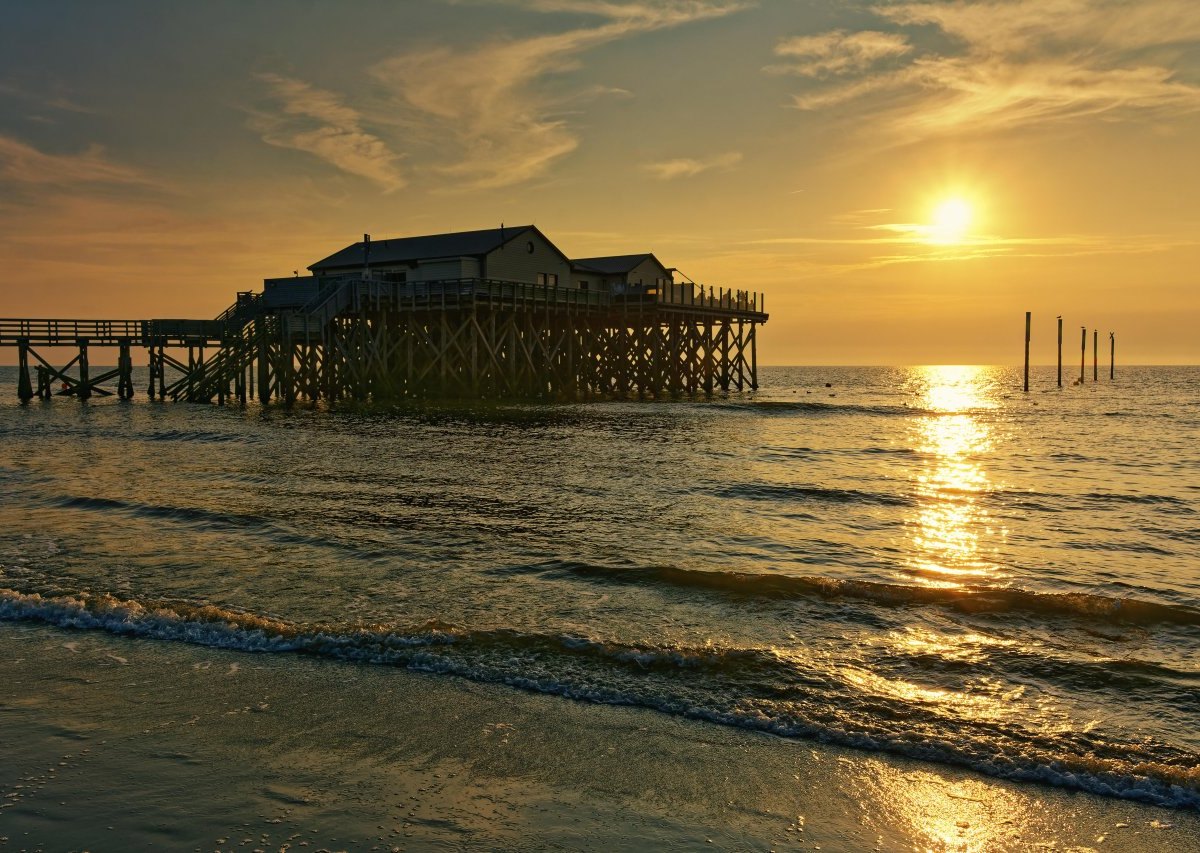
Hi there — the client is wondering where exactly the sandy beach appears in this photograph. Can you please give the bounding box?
[2,620,1195,852]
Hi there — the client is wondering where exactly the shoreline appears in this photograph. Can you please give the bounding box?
[2,621,1195,851]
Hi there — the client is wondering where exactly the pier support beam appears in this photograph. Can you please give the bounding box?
[76,339,91,401]
[147,346,158,399]
[117,338,134,400]
[16,338,33,402]
[1057,316,1063,389]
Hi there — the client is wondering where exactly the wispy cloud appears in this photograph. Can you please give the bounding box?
[737,219,1197,275]
[766,30,910,77]
[0,82,96,115]
[252,73,407,192]
[643,150,742,180]
[464,0,749,27]
[371,0,746,188]
[0,134,156,188]
[775,0,1200,138]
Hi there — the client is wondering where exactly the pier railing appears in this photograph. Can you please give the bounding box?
[281,276,761,316]
[0,318,146,346]
[1,277,765,350]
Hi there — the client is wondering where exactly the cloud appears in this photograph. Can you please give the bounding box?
[252,73,407,192]
[643,151,742,180]
[767,30,911,77]
[0,134,155,188]
[0,82,96,115]
[734,203,1198,275]
[464,0,748,27]
[371,1,746,188]
[880,0,1200,55]
[775,0,1200,138]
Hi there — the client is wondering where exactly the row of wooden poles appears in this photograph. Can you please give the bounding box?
[1022,312,1115,392]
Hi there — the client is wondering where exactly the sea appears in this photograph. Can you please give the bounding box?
[1,364,1197,811]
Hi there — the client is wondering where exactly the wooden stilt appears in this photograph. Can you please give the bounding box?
[158,343,166,399]
[1057,316,1062,389]
[257,322,270,405]
[750,323,758,390]
[1080,327,1086,384]
[77,339,91,401]
[16,338,33,402]
[1023,311,1031,393]
[117,338,134,399]
[147,346,157,399]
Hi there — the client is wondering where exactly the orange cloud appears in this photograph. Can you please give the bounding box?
[642,151,743,180]
[778,0,1200,137]
[252,73,407,192]
[0,134,157,189]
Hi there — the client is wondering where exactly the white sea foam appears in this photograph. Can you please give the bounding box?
[2,586,1197,811]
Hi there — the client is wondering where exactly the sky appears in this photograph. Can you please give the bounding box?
[1,0,1198,365]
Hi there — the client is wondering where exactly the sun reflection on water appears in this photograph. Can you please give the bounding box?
[856,761,1035,853]
[905,366,1004,588]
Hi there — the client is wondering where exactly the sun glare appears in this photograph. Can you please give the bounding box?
[929,197,973,245]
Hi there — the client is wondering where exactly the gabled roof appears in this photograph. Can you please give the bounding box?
[570,253,664,275]
[308,225,538,271]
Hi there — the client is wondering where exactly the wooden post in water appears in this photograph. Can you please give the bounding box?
[1023,311,1031,392]
[186,344,195,401]
[117,338,134,399]
[157,342,166,399]
[1093,329,1098,382]
[750,322,758,390]
[1056,316,1062,388]
[16,338,33,402]
[77,339,91,401]
[1109,332,1115,380]
[1079,327,1086,384]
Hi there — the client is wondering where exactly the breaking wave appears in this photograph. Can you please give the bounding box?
[2,586,1197,810]
[503,560,1200,627]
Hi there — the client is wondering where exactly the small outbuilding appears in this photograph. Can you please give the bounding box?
[569,253,673,295]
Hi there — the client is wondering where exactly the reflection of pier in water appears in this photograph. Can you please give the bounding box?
[1,279,767,404]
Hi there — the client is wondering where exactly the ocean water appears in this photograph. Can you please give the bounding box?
[1,364,1197,810]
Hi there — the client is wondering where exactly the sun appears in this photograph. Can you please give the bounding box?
[929,197,973,244]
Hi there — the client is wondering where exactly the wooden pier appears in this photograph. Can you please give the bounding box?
[2,277,766,404]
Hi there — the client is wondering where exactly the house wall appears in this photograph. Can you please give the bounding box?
[263,276,320,309]
[312,263,408,278]
[569,270,598,289]
[409,257,480,282]
[484,230,570,285]
[625,257,672,287]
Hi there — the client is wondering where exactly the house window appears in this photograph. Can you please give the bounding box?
[578,280,589,290]
[537,273,558,286]
[537,273,546,286]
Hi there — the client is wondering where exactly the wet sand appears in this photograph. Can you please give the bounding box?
[1,621,1195,852]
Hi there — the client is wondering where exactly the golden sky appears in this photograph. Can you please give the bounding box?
[2,0,1198,364]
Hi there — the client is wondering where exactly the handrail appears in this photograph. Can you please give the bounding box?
[0,318,147,345]
[0,278,766,349]
[213,291,264,328]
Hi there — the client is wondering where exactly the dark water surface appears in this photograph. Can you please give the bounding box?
[1,365,1197,808]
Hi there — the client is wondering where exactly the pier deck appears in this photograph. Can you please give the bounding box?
[3,276,767,403]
